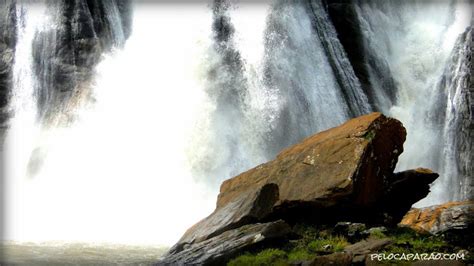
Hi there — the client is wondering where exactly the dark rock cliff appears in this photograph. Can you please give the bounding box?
[436,24,473,201]
[324,0,397,112]
[450,26,473,200]
[32,0,132,125]
[0,0,17,142]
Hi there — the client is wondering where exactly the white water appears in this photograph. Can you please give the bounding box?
[264,0,351,132]
[391,1,471,206]
[4,1,300,247]
[355,0,472,206]
[5,3,218,245]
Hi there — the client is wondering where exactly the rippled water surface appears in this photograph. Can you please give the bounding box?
[0,242,168,265]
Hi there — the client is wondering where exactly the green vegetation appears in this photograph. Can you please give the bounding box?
[380,228,449,254]
[226,224,470,266]
[308,235,349,253]
[363,129,376,140]
[227,249,287,266]
[227,224,349,266]
[368,227,388,239]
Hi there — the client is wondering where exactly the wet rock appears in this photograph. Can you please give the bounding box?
[399,201,474,235]
[158,220,291,266]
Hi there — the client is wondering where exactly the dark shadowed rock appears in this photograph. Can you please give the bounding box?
[158,220,291,266]
[399,201,474,235]
[382,168,439,223]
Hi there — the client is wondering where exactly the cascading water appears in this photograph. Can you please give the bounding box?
[1,0,472,252]
[348,0,472,206]
[438,25,473,202]
[4,1,218,245]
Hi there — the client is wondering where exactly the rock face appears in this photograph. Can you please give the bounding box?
[161,113,438,265]
[399,201,474,235]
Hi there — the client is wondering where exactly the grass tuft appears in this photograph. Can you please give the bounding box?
[227,249,287,266]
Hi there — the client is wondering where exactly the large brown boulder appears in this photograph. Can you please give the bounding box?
[162,113,438,264]
[217,112,406,210]
[399,201,474,235]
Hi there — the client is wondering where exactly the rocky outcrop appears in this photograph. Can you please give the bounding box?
[158,220,291,265]
[167,113,404,256]
[399,201,474,235]
[161,113,439,265]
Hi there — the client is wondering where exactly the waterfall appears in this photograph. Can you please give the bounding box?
[3,1,221,245]
[346,0,472,206]
[438,26,473,202]
[1,0,472,246]
[260,0,371,156]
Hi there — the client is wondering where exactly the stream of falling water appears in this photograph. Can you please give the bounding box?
[5,3,219,246]
[355,0,472,206]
